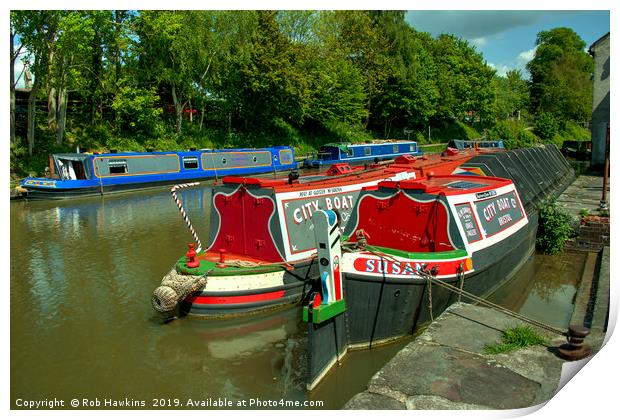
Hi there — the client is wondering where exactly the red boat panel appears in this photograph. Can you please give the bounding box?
[210,187,283,262]
[355,191,455,253]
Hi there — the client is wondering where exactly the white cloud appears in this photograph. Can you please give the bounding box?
[13,44,31,89]
[517,47,537,65]
[470,37,487,48]
[488,62,512,77]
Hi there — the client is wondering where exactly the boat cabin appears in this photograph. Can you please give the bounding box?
[344,175,527,256]
[305,141,422,167]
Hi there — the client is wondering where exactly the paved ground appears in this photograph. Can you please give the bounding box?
[555,174,609,222]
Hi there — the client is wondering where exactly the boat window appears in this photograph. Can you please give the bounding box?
[410,144,416,152]
[252,156,257,163]
[108,160,128,174]
[183,156,199,169]
[393,145,399,154]
[222,157,227,165]
[364,147,371,156]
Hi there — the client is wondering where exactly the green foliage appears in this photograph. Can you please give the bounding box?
[533,113,559,142]
[558,121,591,141]
[484,325,548,354]
[430,34,496,125]
[322,120,372,143]
[111,84,163,137]
[494,70,529,120]
[579,208,590,218]
[106,137,147,152]
[536,199,574,254]
[527,27,593,121]
[9,11,595,178]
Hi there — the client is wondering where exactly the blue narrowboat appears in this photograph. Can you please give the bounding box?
[303,140,423,168]
[447,139,505,150]
[19,146,297,199]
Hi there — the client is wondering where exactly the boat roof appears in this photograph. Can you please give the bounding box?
[53,147,290,158]
[220,150,491,192]
[322,140,416,150]
[377,175,513,196]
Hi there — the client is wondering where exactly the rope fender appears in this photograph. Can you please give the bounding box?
[151,269,209,313]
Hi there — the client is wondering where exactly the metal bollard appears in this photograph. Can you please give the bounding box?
[558,325,592,361]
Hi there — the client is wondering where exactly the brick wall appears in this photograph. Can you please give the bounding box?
[565,216,610,252]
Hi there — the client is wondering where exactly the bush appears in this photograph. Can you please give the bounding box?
[484,325,548,354]
[111,83,164,137]
[322,120,372,143]
[533,113,559,142]
[536,199,573,254]
[488,120,541,150]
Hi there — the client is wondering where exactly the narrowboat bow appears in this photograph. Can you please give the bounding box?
[151,149,495,317]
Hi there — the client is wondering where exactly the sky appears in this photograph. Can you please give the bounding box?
[406,10,610,77]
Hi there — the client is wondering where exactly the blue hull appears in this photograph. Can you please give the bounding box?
[20,146,297,200]
[303,141,423,168]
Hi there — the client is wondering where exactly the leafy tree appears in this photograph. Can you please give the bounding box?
[11,10,61,155]
[328,11,391,129]
[429,34,495,126]
[533,112,559,142]
[224,11,309,134]
[370,18,439,138]
[494,69,529,120]
[527,27,593,121]
[111,82,162,137]
[46,11,97,146]
[136,11,197,135]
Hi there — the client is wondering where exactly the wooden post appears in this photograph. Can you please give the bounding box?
[48,154,55,178]
[600,123,610,209]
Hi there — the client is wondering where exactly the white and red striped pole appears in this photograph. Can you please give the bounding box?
[171,182,203,252]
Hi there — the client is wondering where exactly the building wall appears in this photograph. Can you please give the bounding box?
[590,33,610,167]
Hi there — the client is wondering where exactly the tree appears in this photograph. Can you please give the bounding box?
[494,69,529,120]
[429,34,496,126]
[46,11,96,146]
[10,13,26,145]
[369,16,439,138]
[328,11,391,129]
[527,27,593,121]
[137,11,197,135]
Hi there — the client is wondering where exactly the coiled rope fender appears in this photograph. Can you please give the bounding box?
[171,182,203,252]
[151,269,209,313]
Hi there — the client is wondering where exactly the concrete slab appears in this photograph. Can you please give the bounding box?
[343,391,405,410]
[367,340,542,409]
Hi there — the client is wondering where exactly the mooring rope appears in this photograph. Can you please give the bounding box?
[357,243,568,337]
[171,182,203,252]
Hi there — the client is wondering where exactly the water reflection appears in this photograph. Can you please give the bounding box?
[489,251,586,329]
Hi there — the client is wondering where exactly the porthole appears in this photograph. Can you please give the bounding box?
[252,156,257,163]
[222,157,227,165]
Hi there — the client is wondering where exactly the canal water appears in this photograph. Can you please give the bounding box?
[10,185,586,409]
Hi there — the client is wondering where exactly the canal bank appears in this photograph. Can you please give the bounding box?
[344,172,611,410]
[344,246,609,409]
